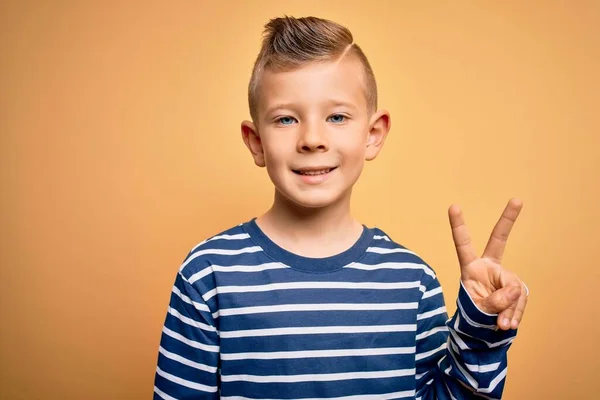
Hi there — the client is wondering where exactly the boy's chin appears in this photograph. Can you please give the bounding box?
[279,189,350,210]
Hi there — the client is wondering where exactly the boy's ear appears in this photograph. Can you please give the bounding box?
[241,120,266,167]
[365,110,391,161]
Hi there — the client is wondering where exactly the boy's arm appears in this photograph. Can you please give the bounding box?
[154,269,220,400]
[415,278,517,399]
[416,198,529,398]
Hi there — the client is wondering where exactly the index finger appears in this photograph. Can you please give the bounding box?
[483,198,523,263]
[448,204,478,268]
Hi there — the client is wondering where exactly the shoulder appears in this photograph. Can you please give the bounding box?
[364,226,438,284]
[178,221,259,280]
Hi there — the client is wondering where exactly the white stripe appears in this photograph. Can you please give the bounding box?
[212,262,285,273]
[221,390,416,400]
[464,361,501,374]
[373,234,391,241]
[454,314,515,348]
[154,386,177,400]
[221,346,416,361]
[447,339,478,389]
[437,354,447,368]
[348,262,435,278]
[162,326,219,353]
[416,326,448,340]
[180,246,262,272]
[220,324,417,339]
[449,318,470,351]
[219,302,419,317]
[422,286,443,299]
[187,262,286,284]
[486,335,515,348]
[203,281,421,301]
[366,247,416,255]
[221,368,416,383]
[188,267,213,285]
[167,307,217,333]
[415,342,447,361]
[158,346,217,373]
[478,367,507,394]
[172,284,210,312]
[155,366,218,392]
[417,306,447,320]
[191,233,250,252]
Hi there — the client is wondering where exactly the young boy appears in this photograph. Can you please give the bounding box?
[154,16,529,400]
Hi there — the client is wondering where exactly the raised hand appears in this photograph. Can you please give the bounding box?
[448,198,528,331]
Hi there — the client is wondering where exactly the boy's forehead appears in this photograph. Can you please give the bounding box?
[258,57,368,113]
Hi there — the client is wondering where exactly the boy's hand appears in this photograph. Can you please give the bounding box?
[448,198,528,331]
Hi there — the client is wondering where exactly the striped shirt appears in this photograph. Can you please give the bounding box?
[154,219,517,399]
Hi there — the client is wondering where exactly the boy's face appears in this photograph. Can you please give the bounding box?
[242,56,390,209]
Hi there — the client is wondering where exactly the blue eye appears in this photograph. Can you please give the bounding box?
[278,116,296,125]
[328,114,346,123]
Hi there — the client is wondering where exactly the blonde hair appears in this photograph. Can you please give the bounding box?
[248,16,378,122]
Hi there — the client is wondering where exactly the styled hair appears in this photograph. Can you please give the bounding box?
[248,16,378,122]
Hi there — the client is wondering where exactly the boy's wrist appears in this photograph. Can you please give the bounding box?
[454,281,518,339]
[457,280,500,329]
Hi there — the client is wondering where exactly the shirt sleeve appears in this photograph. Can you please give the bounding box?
[415,277,517,400]
[153,267,220,399]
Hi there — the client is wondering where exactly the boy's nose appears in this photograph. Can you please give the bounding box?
[297,125,329,153]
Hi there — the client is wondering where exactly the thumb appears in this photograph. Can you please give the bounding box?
[480,285,521,314]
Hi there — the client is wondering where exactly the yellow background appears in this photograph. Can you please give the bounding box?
[1,1,599,399]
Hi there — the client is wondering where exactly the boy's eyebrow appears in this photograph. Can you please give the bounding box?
[264,103,296,115]
[325,99,358,111]
[264,100,358,115]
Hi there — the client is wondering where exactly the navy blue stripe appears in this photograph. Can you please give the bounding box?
[221,331,416,354]
[219,309,418,330]
[216,288,423,311]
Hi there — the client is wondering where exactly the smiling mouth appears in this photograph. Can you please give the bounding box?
[292,167,338,176]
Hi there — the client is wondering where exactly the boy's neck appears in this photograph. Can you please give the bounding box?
[255,189,363,258]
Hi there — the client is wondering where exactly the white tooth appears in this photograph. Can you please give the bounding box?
[303,169,329,175]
